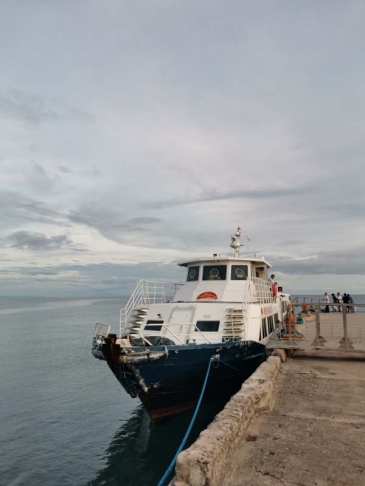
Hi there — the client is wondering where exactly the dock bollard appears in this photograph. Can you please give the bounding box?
[339,305,354,350]
[311,305,325,347]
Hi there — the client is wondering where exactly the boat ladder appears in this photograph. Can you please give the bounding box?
[223,308,245,339]
[125,307,149,338]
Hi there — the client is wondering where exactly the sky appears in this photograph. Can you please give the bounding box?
[1,0,365,297]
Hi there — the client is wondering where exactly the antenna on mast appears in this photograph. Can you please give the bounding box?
[245,234,251,256]
[230,226,242,257]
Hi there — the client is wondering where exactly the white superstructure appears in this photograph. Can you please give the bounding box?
[114,227,290,348]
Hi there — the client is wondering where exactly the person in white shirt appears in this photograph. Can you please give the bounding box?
[336,292,343,312]
[323,292,330,313]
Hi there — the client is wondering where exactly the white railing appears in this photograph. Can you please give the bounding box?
[243,277,277,304]
[119,280,182,336]
[94,323,111,344]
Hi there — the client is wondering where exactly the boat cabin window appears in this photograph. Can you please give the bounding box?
[145,320,164,331]
[202,265,227,281]
[254,266,267,279]
[267,315,274,333]
[196,320,220,332]
[187,266,200,282]
[260,318,268,339]
[231,265,248,280]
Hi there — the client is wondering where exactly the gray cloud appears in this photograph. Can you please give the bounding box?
[68,107,95,123]
[0,191,67,228]
[269,247,365,276]
[0,89,59,125]
[17,194,57,218]
[145,184,313,209]
[25,269,61,276]
[58,166,72,173]
[6,231,73,251]
[124,216,162,227]
[28,163,54,191]
[83,167,103,177]
[69,206,162,242]
[1,2,365,295]
[0,88,94,127]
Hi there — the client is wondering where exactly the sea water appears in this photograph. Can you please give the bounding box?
[1,295,364,486]
[0,297,237,486]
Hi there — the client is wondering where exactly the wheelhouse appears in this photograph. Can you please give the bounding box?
[173,256,272,303]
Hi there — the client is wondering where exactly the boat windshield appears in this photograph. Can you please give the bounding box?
[202,265,227,281]
[187,266,200,281]
[231,265,248,280]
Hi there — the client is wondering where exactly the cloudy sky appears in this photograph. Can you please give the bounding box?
[1,1,365,297]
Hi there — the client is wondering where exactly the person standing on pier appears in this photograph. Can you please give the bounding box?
[323,292,330,313]
[331,293,339,312]
[348,294,355,313]
[343,293,350,313]
[337,292,343,312]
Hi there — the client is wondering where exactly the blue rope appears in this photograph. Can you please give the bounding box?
[157,355,218,486]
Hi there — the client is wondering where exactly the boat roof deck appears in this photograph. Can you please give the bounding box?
[177,256,272,267]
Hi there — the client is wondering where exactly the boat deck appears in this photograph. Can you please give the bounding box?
[267,307,365,355]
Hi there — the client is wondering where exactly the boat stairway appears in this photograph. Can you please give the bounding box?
[126,308,148,338]
[222,308,245,339]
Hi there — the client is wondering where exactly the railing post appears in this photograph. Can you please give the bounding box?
[339,304,354,350]
[312,305,325,347]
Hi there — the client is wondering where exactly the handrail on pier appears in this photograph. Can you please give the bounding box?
[268,302,365,353]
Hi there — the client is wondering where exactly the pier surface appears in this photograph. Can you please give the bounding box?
[222,355,365,486]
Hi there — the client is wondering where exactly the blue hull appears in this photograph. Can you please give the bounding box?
[95,339,266,420]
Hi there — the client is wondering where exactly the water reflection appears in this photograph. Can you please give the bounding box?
[88,391,238,486]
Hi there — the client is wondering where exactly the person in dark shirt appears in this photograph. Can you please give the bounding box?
[343,293,349,313]
[331,293,339,312]
[347,294,355,313]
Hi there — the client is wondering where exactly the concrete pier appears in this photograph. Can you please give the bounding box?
[172,311,365,485]
[222,355,365,485]
[174,354,365,485]
[173,357,281,486]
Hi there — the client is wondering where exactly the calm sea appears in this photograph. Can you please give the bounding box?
[2,294,364,486]
[0,297,239,486]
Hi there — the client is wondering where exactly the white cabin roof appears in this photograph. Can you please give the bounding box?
[177,256,272,268]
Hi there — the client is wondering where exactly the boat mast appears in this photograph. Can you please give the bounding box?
[230,226,242,257]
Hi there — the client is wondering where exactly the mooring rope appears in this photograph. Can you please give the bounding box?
[219,359,245,373]
[156,354,219,486]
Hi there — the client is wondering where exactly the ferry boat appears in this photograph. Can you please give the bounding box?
[92,227,291,420]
